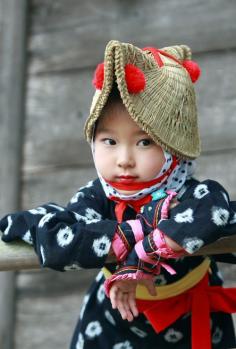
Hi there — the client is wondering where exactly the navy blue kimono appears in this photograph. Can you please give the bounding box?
[1,177,236,349]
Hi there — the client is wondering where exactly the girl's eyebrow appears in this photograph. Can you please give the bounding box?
[96,127,115,134]
[133,130,149,136]
[97,128,148,136]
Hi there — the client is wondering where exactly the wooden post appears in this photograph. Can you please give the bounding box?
[0,1,28,348]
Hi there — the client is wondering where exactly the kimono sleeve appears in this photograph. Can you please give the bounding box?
[157,179,236,254]
[0,180,118,271]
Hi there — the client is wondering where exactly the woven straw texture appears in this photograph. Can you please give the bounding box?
[84,40,201,159]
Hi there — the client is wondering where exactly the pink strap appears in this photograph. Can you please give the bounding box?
[135,240,155,264]
[104,270,154,297]
[161,190,177,219]
[135,239,177,275]
[152,228,184,259]
[159,262,176,275]
[127,219,144,242]
[112,232,127,261]
[152,228,166,247]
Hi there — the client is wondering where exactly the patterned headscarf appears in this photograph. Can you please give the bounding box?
[94,148,195,201]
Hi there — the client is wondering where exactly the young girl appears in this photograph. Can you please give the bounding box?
[1,40,236,349]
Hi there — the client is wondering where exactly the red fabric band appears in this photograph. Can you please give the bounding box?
[136,274,236,349]
[106,156,179,191]
[109,195,152,223]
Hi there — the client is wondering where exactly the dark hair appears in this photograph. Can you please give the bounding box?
[104,81,122,107]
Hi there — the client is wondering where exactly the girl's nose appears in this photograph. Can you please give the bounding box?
[117,148,135,168]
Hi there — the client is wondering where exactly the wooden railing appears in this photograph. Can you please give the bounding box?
[1,234,236,271]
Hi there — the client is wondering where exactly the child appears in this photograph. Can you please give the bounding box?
[1,40,236,349]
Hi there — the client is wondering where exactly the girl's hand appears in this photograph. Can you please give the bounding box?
[109,279,156,321]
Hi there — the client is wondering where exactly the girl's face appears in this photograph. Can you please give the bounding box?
[94,101,165,195]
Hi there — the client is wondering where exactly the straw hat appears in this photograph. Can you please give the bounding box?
[84,40,201,159]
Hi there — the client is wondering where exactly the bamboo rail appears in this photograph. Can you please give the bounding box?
[1,234,236,271]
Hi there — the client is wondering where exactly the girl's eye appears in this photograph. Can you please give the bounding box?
[137,139,152,146]
[103,138,116,145]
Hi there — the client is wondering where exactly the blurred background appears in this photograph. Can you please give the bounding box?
[0,0,236,348]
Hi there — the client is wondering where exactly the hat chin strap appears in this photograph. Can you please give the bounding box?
[105,156,179,191]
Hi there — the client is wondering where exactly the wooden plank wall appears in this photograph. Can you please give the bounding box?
[0,1,28,348]
[21,0,236,210]
[2,0,236,348]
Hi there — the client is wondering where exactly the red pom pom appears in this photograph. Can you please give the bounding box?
[124,64,146,93]
[92,62,104,89]
[182,60,201,83]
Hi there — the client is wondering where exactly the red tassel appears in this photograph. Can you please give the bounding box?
[92,62,146,93]
[182,60,201,83]
[92,62,104,89]
[125,64,146,93]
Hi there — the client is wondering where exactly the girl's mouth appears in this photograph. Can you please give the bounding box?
[117,175,138,184]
